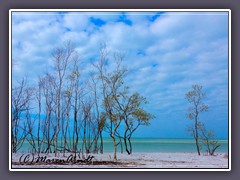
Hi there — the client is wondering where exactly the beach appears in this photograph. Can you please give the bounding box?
[11,152,228,169]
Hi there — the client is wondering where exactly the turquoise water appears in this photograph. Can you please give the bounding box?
[101,138,228,153]
[17,138,228,153]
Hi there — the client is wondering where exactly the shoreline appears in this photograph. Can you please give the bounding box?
[11,152,229,169]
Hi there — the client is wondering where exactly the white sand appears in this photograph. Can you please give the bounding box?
[11,152,228,169]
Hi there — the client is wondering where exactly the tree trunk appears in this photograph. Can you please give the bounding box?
[123,129,131,155]
[100,132,103,154]
[120,138,123,154]
[124,136,131,155]
[74,107,78,153]
[210,144,221,156]
[195,137,201,156]
[195,116,201,156]
[128,137,132,154]
[113,137,117,161]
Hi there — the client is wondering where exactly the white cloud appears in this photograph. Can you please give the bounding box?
[63,12,90,31]
[11,11,229,138]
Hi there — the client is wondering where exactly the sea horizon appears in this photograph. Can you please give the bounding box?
[17,137,228,154]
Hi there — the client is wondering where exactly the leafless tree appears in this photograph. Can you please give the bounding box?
[199,123,221,156]
[185,85,208,156]
[52,41,75,156]
[12,78,34,153]
[12,41,156,160]
[89,74,106,154]
[125,107,154,154]
[93,46,129,160]
[80,96,97,155]
[25,104,38,153]
[35,77,45,154]
[69,53,82,155]
[61,86,72,156]
[112,87,155,155]
[41,73,58,153]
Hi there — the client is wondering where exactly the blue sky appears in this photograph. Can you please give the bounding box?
[11,11,229,139]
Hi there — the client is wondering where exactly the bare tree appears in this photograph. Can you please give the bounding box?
[35,77,45,154]
[93,45,126,160]
[12,41,156,161]
[199,123,221,156]
[185,85,208,155]
[12,78,34,153]
[52,41,75,156]
[81,98,93,154]
[69,53,82,155]
[41,73,58,153]
[89,74,106,154]
[113,90,155,155]
[93,45,155,159]
[25,105,37,153]
[61,87,72,156]
[96,49,153,157]
[125,107,154,154]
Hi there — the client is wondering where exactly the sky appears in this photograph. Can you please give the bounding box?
[11,11,229,139]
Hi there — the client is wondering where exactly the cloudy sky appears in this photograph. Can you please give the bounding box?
[11,11,229,139]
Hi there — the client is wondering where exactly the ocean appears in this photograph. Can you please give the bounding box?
[16,138,228,153]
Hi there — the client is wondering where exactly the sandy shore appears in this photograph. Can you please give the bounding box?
[11,152,228,169]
